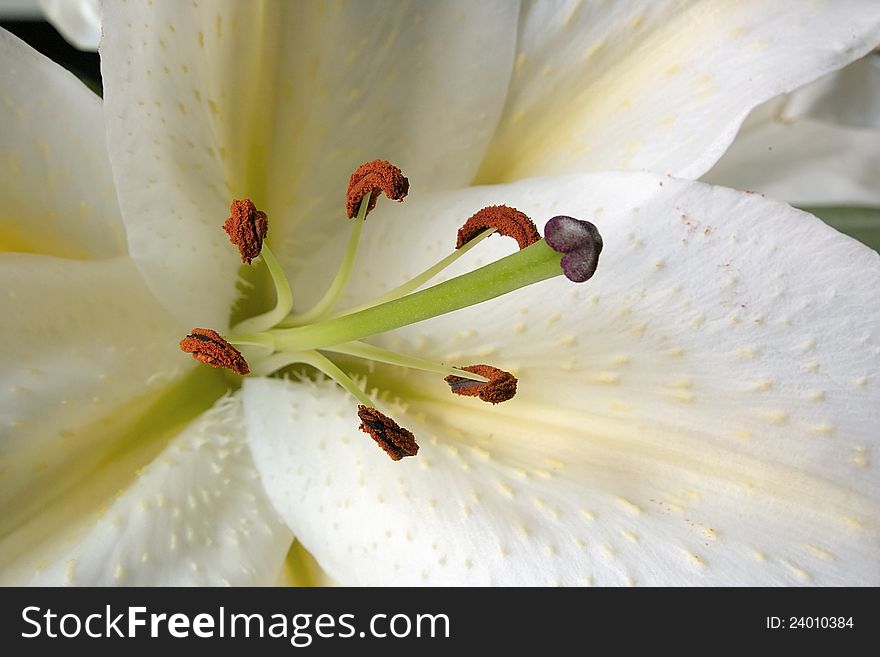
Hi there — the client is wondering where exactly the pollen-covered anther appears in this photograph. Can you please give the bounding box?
[223,198,268,264]
[456,205,541,251]
[544,215,603,283]
[179,328,250,375]
[444,364,518,404]
[346,159,409,219]
[357,405,419,461]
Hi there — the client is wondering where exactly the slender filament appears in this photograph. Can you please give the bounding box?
[322,341,490,382]
[337,228,496,316]
[232,244,293,333]
[284,197,368,326]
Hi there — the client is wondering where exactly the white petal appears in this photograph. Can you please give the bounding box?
[1,394,292,585]
[704,116,880,206]
[782,53,880,129]
[100,0,518,327]
[0,28,124,259]
[476,0,880,183]
[249,173,879,585]
[38,0,101,51]
[0,254,192,540]
[705,54,880,206]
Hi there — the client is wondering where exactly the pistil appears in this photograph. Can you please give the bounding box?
[345,204,543,314]
[271,238,569,352]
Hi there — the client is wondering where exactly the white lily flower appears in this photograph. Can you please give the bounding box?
[1,0,879,587]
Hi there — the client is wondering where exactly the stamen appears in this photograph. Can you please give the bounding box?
[283,194,368,326]
[246,349,419,462]
[180,328,250,375]
[232,243,293,333]
[357,405,419,461]
[284,161,410,327]
[181,159,603,466]
[346,159,409,220]
[223,199,268,264]
[247,351,306,378]
[336,228,496,316]
[221,199,292,333]
[544,215,603,283]
[322,341,491,382]
[445,364,517,404]
[456,205,541,250]
[224,331,276,361]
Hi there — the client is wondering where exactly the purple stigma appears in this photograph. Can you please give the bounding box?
[544,216,603,283]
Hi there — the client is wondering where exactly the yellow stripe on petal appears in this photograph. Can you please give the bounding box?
[0,220,91,259]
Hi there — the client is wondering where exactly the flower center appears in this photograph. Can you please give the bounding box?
[180,160,603,460]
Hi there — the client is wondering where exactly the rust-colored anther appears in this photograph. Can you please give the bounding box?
[346,159,409,219]
[357,405,419,461]
[179,328,250,375]
[455,205,541,251]
[444,364,517,404]
[223,198,268,264]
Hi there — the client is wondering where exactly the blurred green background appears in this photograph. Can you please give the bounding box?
[800,206,880,252]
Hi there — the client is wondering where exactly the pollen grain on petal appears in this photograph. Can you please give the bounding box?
[456,205,541,250]
[223,198,268,264]
[445,364,518,404]
[179,328,249,375]
[357,405,419,461]
[346,159,409,219]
